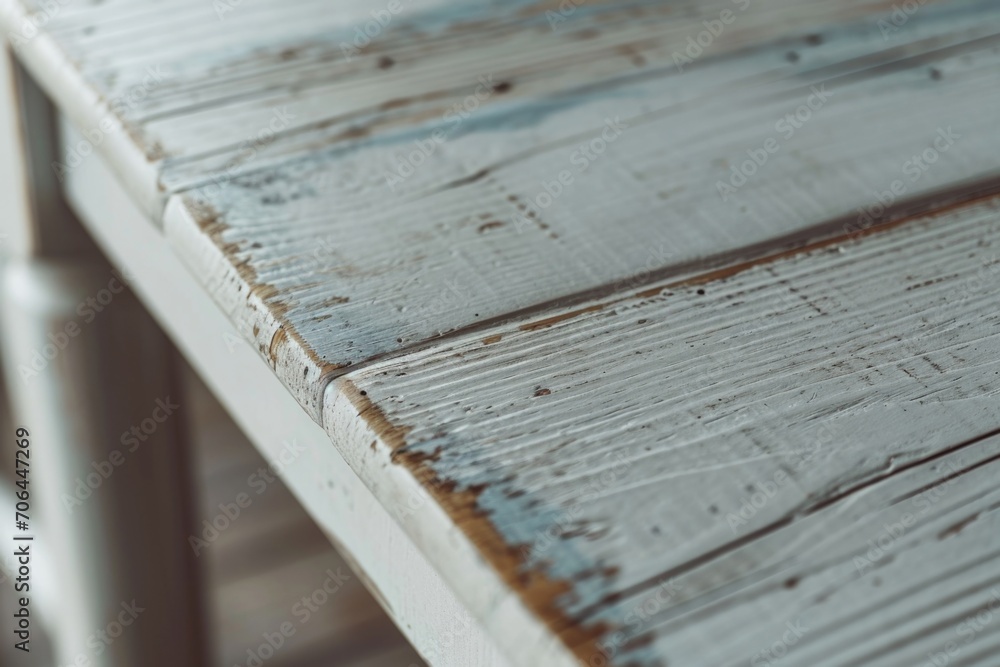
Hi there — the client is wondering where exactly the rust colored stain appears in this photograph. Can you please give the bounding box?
[938,512,980,540]
[320,295,351,307]
[268,327,287,366]
[704,200,989,285]
[478,220,506,233]
[501,191,1000,366]
[519,304,605,331]
[185,197,344,379]
[632,190,1000,299]
[379,97,410,111]
[482,334,503,345]
[346,386,412,451]
[342,383,615,665]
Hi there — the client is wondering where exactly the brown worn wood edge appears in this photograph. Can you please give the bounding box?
[340,382,616,666]
[183,171,1000,392]
[327,180,1000,665]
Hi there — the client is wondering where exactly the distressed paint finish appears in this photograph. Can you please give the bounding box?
[10,0,981,199]
[150,3,1000,415]
[57,136,514,667]
[328,195,1000,665]
[4,0,1000,415]
[162,2,1000,416]
[6,0,1000,664]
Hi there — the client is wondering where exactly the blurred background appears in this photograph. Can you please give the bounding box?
[0,351,425,666]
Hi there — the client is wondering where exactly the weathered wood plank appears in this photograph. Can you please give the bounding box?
[326,194,1000,665]
[166,0,1000,418]
[10,2,1000,663]
[58,131,512,667]
[6,0,1000,418]
[16,0,966,194]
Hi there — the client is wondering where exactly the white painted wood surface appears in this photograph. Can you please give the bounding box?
[59,127,510,667]
[3,0,1000,415]
[147,0,1000,414]
[1,33,205,666]
[3,0,1000,664]
[330,195,1000,665]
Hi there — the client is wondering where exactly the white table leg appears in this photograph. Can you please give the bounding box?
[0,43,207,666]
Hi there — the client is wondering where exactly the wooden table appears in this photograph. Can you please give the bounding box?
[1,1,999,665]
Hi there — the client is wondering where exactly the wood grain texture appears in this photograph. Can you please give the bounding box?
[59,131,512,667]
[4,0,1000,417]
[166,0,1000,418]
[10,1,1000,663]
[328,194,1000,665]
